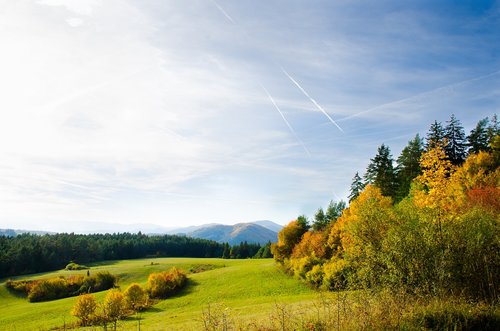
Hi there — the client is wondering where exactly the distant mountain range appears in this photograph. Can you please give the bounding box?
[0,220,283,245]
[0,229,55,237]
[168,221,281,245]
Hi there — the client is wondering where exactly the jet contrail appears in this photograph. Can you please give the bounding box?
[281,67,344,133]
[339,69,500,122]
[261,84,311,156]
[210,0,235,24]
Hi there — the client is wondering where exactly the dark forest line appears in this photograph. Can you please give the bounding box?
[0,232,270,278]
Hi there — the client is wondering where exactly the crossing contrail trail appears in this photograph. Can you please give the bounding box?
[261,84,311,156]
[338,69,500,122]
[281,67,344,133]
[210,0,235,24]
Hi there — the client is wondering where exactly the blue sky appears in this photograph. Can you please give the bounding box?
[0,0,498,232]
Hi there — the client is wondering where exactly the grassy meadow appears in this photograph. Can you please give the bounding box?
[0,258,318,330]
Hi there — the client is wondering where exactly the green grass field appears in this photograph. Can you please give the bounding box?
[0,258,318,330]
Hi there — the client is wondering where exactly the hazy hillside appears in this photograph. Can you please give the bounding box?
[188,223,278,245]
[252,220,283,233]
[0,229,54,237]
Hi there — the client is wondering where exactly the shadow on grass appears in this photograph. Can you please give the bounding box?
[87,259,120,267]
[172,278,200,298]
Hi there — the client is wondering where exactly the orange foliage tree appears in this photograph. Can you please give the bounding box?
[271,219,308,263]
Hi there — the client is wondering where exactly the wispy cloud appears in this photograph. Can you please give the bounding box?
[0,1,498,229]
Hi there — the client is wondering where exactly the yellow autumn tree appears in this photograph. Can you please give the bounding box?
[412,144,455,214]
[123,283,148,312]
[271,219,308,263]
[71,294,97,326]
[326,185,393,288]
[103,290,125,330]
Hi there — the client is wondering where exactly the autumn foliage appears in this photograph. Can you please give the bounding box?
[146,267,187,299]
[275,130,499,303]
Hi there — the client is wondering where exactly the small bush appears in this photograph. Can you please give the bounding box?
[65,262,89,270]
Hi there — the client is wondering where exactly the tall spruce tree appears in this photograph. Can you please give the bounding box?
[396,134,424,200]
[364,144,397,199]
[325,200,346,222]
[444,114,467,165]
[348,172,365,203]
[467,117,490,154]
[312,208,327,231]
[487,114,500,144]
[426,120,446,150]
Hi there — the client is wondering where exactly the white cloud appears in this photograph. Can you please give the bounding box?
[0,1,498,230]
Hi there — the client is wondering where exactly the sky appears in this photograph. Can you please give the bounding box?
[0,0,499,232]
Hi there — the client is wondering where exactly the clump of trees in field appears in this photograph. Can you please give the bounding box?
[146,267,187,299]
[71,268,187,329]
[273,114,499,303]
[6,271,117,302]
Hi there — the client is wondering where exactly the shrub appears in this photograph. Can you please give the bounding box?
[65,262,89,270]
[146,267,187,299]
[7,272,116,302]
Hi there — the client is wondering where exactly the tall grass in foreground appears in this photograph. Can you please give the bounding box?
[201,290,500,331]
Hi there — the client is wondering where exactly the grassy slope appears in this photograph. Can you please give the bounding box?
[0,258,316,330]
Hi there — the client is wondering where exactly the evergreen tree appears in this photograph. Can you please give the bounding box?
[396,134,424,200]
[467,117,490,154]
[222,243,230,259]
[364,144,397,199]
[296,215,310,231]
[348,172,365,203]
[444,114,467,165]
[425,120,446,150]
[312,208,327,231]
[487,114,500,144]
[325,200,346,223]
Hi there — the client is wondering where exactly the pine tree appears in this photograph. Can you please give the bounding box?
[487,114,500,144]
[396,134,424,200]
[222,243,230,259]
[312,208,327,231]
[364,144,397,199]
[425,120,446,150]
[444,114,467,165]
[325,200,346,222]
[348,172,365,203]
[467,117,490,154]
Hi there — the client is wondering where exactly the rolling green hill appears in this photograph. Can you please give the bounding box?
[0,258,316,330]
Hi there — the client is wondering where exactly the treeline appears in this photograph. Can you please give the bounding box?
[0,233,275,278]
[0,233,224,278]
[272,114,499,302]
[221,241,273,259]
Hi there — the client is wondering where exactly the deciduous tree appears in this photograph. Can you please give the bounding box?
[123,283,147,312]
[103,290,125,330]
[72,294,97,326]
